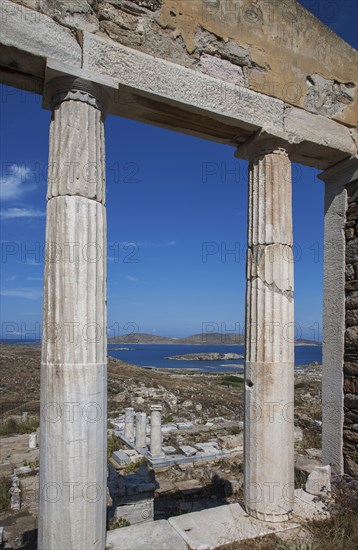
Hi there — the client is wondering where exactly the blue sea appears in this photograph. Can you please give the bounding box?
[107,344,322,373]
[0,340,322,373]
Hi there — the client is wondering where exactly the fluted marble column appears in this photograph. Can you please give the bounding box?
[149,405,164,458]
[135,412,147,449]
[244,142,295,522]
[124,407,135,442]
[39,77,108,550]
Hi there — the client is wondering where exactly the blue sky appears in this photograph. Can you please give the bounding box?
[0,1,357,340]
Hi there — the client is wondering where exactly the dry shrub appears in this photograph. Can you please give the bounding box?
[307,476,358,550]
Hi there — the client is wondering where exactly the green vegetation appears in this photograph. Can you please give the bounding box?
[277,542,318,550]
[162,412,175,423]
[301,430,322,450]
[277,543,318,550]
[107,432,120,458]
[23,458,39,470]
[220,376,244,388]
[109,517,131,530]
[0,474,12,511]
[0,417,39,436]
[124,457,148,474]
[294,382,315,390]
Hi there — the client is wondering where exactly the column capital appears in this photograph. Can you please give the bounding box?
[44,75,110,115]
[235,129,299,162]
[150,404,162,412]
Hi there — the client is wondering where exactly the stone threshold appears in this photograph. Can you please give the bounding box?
[106,489,327,550]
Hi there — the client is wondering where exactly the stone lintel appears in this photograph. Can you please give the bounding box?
[318,156,358,186]
[0,0,81,71]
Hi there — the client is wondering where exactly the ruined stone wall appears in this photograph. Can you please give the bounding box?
[8,0,358,128]
[344,181,358,478]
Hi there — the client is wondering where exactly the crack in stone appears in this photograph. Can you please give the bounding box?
[250,275,294,302]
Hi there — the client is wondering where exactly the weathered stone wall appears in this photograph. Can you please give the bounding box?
[7,0,358,127]
[344,181,358,478]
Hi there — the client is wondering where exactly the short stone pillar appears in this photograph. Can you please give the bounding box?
[29,432,37,449]
[21,412,29,423]
[149,405,164,458]
[39,76,109,550]
[237,135,295,522]
[9,476,21,511]
[135,412,147,449]
[124,408,135,442]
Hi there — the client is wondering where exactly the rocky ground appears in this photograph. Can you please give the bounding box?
[0,344,323,549]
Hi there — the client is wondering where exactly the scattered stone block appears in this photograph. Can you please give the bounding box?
[305,465,331,496]
[112,451,131,466]
[195,445,217,454]
[9,487,21,510]
[175,480,202,496]
[162,446,176,454]
[294,426,303,441]
[123,449,139,457]
[156,480,176,495]
[179,445,197,457]
[11,475,19,487]
[177,422,194,430]
[224,478,243,497]
[112,497,154,524]
[195,442,219,451]
[29,432,37,449]
[14,466,32,476]
[218,435,243,449]
[294,456,321,484]
[294,488,329,521]
[111,421,125,431]
[162,423,178,433]
[305,448,322,459]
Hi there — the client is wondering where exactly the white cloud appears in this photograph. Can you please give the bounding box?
[0,288,43,299]
[0,164,36,201]
[0,208,45,219]
[6,275,17,281]
[26,258,43,266]
[137,240,177,248]
[127,275,141,283]
[27,277,43,281]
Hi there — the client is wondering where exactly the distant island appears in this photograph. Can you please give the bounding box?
[166,352,244,361]
[108,333,321,346]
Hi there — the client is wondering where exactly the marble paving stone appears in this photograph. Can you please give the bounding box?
[106,519,188,550]
[168,503,300,550]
